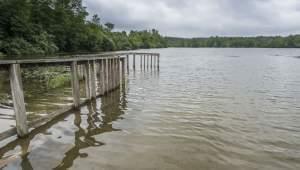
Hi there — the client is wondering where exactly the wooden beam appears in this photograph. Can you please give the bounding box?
[9,64,29,137]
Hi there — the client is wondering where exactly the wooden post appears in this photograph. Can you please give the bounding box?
[153,55,156,68]
[105,58,109,93]
[108,58,113,91]
[158,54,160,69]
[133,54,136,70]
[117,57,121,86]
[151,54,153,68]
[71,61,80,108]
[84,62,91,99]
[143,55,146,70]
[98,60,104,95]
[121,58,125,82]
[90,60,96,99]
[140,55,143,70]
[146,55,148,69]
[126,55,129,74]
[112,58,115,89]
[9,64,28,137]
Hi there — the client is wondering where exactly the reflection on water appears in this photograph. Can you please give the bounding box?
[0,88,126,169]
[0,48,300,170]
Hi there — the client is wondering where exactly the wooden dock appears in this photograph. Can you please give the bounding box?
[0,52,160,140]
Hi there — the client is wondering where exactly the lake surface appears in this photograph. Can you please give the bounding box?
[0,48,300,169]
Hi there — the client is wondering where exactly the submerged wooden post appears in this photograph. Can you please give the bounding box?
[90,60,97,99]
[126,55,129,74]
[133,54,136,70]
[84,62,91,99]
[9,64,28,137]
[71,61,80,108]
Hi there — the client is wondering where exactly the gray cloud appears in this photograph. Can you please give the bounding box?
[84,0,300,37]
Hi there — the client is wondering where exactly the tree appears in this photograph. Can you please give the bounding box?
[105,22,114,31]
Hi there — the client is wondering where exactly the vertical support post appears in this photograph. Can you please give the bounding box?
[143,55,146,70]
[9,64,28,137]
[105,58,109,93]
[133,54,136,70]
[71,61,80,108]
[140,55,143,70]
[146,55,149,69]
[112,58,115,89]
[126,55,129,74]
[121,58,125,82]
[109,58,113,91]
[153,55,156,68]
[158,54,160,70]
[98,60,104,95]
[90,60,96,99]
[151,54,153,69]
[117,57,120,86]
[84,62,91,99]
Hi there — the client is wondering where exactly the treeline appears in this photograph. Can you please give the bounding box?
[0,0,166,56]
[166,35,300,48]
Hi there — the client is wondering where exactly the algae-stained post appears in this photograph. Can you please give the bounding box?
[9,64,29,137]
[71,61,80,108]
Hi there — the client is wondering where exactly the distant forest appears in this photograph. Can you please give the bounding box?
[1,1,300,57]
[0,0,167,56]
[166,35,300,48]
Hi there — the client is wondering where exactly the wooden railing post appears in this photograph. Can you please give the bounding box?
[126,55,129,74]
[121,58,125,82]
[151,54,153,68]
[143,55,146,70]
[140,55,143,70]
[71,61,80,108]
[133,54,136,70]
[117,57,121,86]
[108,58,112,91]
[105,58,109,93]
[98,60,104,95]
[84,62,91,99]
[147,55,149,69]
[90,60,96,99]
[158,54,160,69]
[9,64,29,137]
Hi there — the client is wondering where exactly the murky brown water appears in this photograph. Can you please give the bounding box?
[0,48,300,169]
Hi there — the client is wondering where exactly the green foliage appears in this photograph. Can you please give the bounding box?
[47,74,71,89]
[0,0,166,56]
[166,35,300,48]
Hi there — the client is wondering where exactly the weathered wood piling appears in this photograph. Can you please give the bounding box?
[0,52,159,140]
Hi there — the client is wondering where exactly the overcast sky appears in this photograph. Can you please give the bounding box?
[84,0,300,37]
